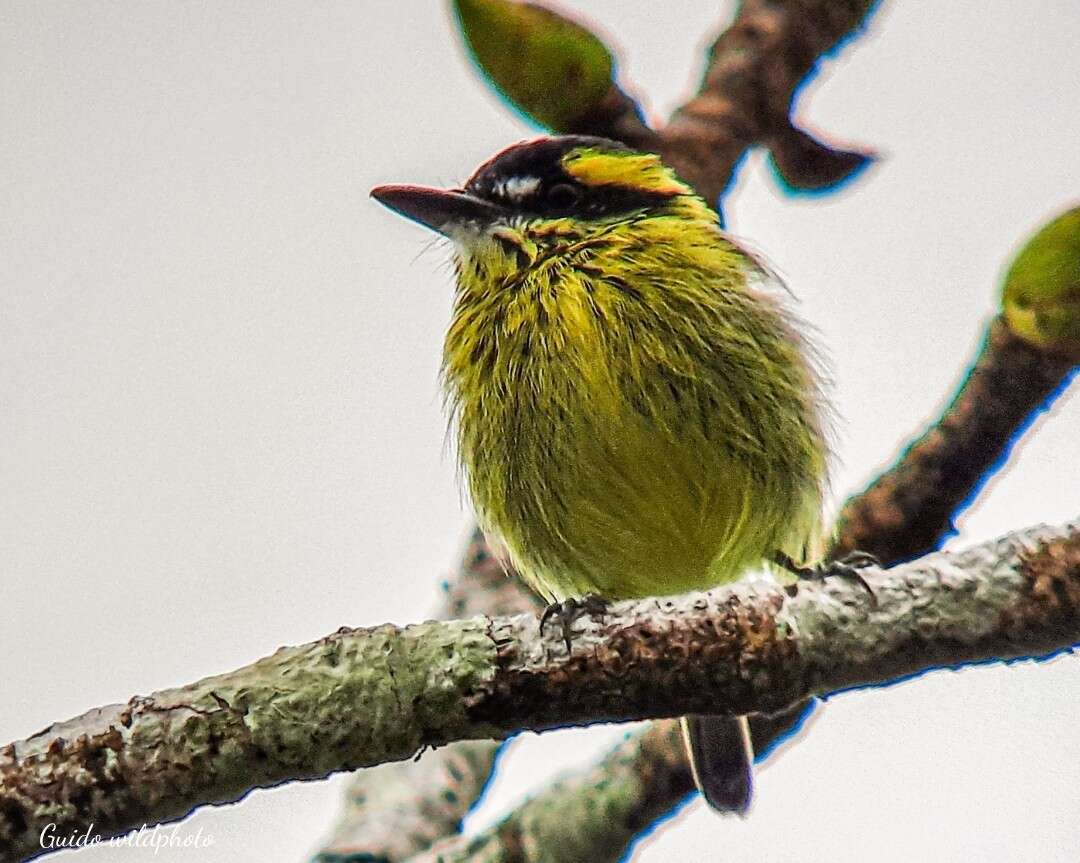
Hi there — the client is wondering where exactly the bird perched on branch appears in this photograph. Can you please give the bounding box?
[372,136,829,814]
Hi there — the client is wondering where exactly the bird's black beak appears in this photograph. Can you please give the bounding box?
[370,184,504,235]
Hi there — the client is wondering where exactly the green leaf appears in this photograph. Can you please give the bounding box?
[1001,206,1080,357]
[453,0,614,131]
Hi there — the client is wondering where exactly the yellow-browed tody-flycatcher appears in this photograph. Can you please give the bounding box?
[372,136,829,813]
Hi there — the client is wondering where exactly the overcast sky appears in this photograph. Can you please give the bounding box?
[3,2,1080,861]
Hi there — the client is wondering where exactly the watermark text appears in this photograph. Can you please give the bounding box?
[40,822,215,853]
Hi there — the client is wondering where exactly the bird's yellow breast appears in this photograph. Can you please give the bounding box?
[443,211,827,602]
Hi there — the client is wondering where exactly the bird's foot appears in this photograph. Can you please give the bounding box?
[774,551,880,607]
[539,594,611,655]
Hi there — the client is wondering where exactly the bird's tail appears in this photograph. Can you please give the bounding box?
[681,714,753,814]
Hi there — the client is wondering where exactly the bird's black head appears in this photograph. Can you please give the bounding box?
[463,135,677,220]
[372,136,693,234]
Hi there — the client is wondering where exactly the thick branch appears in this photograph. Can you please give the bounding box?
[315,531,540,862]
[4,520,1079,862]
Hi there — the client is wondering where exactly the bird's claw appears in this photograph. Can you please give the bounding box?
[539,594,610,655]
[834,550,881,569]
[775,550,880,607]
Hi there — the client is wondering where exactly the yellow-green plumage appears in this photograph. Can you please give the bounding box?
[372,135,829,815]
[442,148,827,603]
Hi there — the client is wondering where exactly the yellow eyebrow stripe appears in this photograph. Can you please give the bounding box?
[561,149,691,196]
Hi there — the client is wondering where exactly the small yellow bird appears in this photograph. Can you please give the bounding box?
[372,136,829,813]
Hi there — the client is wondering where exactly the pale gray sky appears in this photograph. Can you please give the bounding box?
[3,2,1079,861]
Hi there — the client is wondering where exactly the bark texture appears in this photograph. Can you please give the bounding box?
[316,531,541,862]
[3,520,1079,862]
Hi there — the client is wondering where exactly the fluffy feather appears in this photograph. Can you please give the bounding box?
[441,145,828,602]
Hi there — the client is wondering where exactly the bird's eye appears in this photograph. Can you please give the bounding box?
[545,182,582,209]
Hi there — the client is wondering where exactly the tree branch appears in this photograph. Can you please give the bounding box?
[405,702,815,863]
[832,318,1079,563]
[558,0,880,205]
[655,0,878,205]
[4,519,1079,862]
[407,719,694,863]
[406,705,809,863]
[314,531,540,862]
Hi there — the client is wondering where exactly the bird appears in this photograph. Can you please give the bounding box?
[371,135,829,814]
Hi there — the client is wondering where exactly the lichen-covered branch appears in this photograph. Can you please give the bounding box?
[0,617,504,863]
[314,531,540,862]
[415,518,1080,863]
[4,519,1079,862]
[315,742,503,863]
